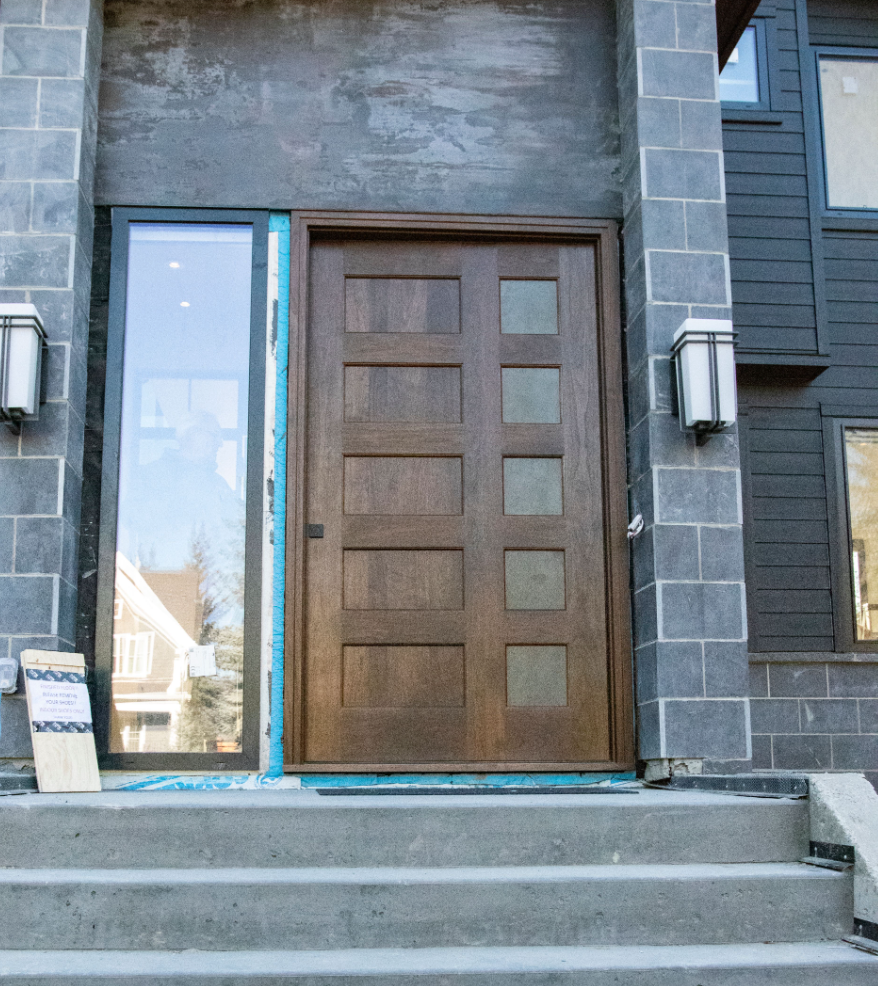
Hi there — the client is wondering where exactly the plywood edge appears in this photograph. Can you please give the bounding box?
[21,649,86,669]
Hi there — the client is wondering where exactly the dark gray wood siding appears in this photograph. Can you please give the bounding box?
[724,0,820,357]
[738,1,878,654]
[808,0,878,47]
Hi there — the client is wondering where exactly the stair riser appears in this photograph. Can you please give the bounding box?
[0,876,851,951]
[1,967,878,985]
[0,803,809,869]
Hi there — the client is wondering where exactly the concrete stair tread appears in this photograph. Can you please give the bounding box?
[0,861,848,885]
[0,943,875,977]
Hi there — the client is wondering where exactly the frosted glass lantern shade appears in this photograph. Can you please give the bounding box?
[672,319,737,433]
[0,304,46,419]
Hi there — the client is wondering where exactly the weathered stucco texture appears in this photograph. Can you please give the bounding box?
[95,0,621,216]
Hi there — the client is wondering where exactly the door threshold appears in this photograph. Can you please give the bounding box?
[299,772,636,791]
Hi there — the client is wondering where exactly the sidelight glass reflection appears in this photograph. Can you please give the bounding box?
[111,224,253,754]
[845,429,878,642]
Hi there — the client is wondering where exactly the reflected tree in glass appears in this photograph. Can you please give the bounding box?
[846,429,878,641]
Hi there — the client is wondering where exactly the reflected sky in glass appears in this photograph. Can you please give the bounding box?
[720,26,759,104]
[111,224,253,755]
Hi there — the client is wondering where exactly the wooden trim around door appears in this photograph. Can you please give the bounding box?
[283,212,634,772]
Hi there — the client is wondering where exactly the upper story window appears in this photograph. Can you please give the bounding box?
[845,429,878,643]
[818,56,878,210]
[720,26,761,103]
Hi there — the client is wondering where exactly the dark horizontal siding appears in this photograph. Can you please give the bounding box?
[724,0,820,356]
[807,0,878,46]
[744,406,833,652]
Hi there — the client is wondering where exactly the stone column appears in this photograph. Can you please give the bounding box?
[0,0,103,756]
[617,0,751,775]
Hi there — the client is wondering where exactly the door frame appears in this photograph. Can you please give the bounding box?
[283,212,633,772]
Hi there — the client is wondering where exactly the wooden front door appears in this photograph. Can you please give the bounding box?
[291,225,630,770]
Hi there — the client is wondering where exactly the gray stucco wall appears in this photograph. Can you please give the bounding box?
[95,0,622,218]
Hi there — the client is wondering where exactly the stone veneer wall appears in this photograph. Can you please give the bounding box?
[0,0,103,756]
[750,658,878,791]
[616,0,751,771]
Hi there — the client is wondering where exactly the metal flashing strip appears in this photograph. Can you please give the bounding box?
[651,774,809,798]
[268,213,290,778]
[300,773,637,789]
[316,785,639,796]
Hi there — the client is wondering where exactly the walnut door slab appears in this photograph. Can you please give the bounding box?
[296,231,629,770]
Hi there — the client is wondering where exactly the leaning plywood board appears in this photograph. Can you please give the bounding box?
[21,650,100,793]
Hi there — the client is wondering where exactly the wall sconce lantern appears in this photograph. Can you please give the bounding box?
[671,318,737,441]
[0,304,47,435]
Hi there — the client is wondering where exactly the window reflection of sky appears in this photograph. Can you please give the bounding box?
[111,224,252,755]
[720,26,759,104]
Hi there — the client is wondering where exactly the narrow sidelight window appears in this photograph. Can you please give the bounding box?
[818,56,878,210]
[844,429,878,642]
[102,216,266,762]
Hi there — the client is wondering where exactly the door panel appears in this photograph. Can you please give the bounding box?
[301,236,618,767]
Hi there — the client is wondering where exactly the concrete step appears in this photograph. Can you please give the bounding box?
[0,943,876,984]
[0,789,809,868]
[0,863,851,951]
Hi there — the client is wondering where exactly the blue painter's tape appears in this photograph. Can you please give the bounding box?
[268,213,291,778]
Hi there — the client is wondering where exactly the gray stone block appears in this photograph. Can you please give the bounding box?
[773,733,831,770]
[699,525,745,581]
[656,467,739,524]
[750,698,800,734]
[637,698,662,759]
[695,426,740,467]
[749,662,768,698]
[635,642,658,704]
[0,77,38,126]
[0,234,71,289]
[703,640,748,697]
[635,95,682,150]
[0,519,13,573]
[801,699,859,735]
[20,400,75,457]
[674,2,718,54]
[631,523,655,592]
[860,700,878,733]
[31,181,79,233]
[0,694,33,758]
[645,303,689,352]
[640,49,716,100]
[663,698,749,759]
[0,457,60,515]
[655,523,700,580]
[770,664,828,698]
[43,343,70,401]
[644,148,723,201]
[634,581,659,648]
[642,198,686,250]
[751,733,772,769]
[56,574,77,645]
[0,575,55,634]
[25,289,75,342]
[0,129,78,181]
[686,200,730,252]
[44,0,94,27]
[0,0,42,24]
[633,0,677,49]
[39,78,86,128]
[828,664,878,698]
[648,250,730,305]
[0,181,31,233]
[661,581,743,641]
[13,516,64,575]
[655,640,705,697]
[650,413,697,468]
[832,734,878,771]
[2,26,84,77]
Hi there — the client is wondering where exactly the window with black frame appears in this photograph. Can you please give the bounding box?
[844,429,878,643]
[720,23,770,109]
[101,213,266,763]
